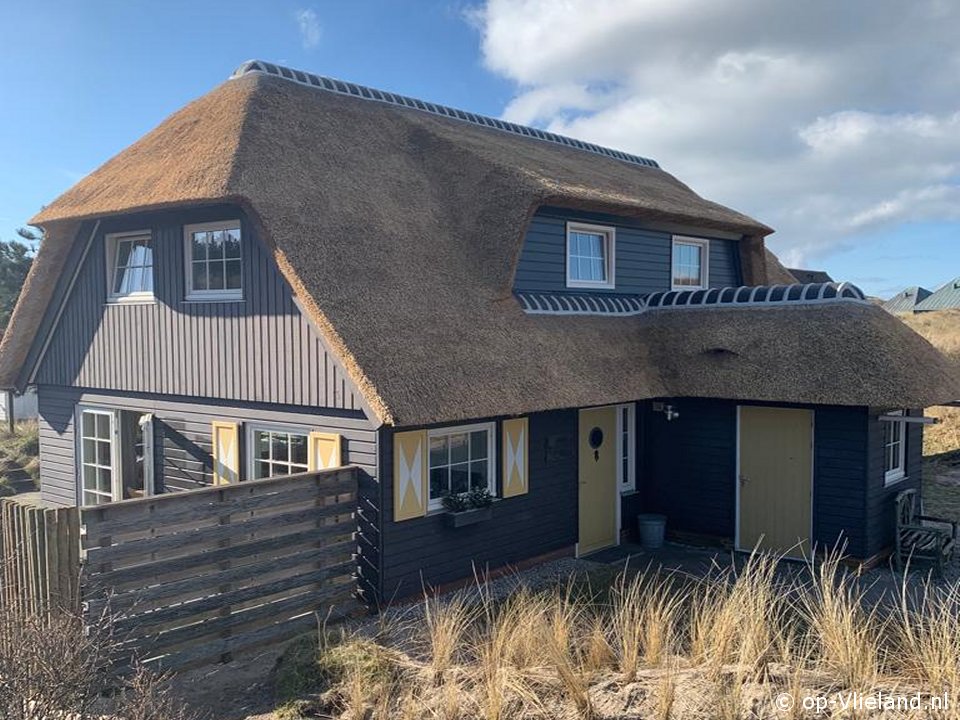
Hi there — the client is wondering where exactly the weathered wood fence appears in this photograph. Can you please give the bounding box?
[0,466,359,671]
[0,498,81,614]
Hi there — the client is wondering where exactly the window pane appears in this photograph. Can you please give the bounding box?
[98,468,112,492]
[192,262,208,291]
[590,258,605,281]
[82,464,96,490]
[82,439,96,464]
[290,434,308,465]
[96,413,110,439]
[429,467,448,500]
[208,231,224,260]
[141,265,153,293]
[469,460,488,491]
[192,232,208,260]
[470,431,487,460]
[224,228,242,258]
[450,463,469,494]
[449,433,468,464]
[256,432,271,460]
[97,440,111,466]
[115,240,133,268]
[124,267,143,294]
[254,460,270,479]
[429,436,448,468]
[586,233,603,259]
[209,262,225,290]
[225,260,242,290]
[82,412,95,439]
[272,433,289,462]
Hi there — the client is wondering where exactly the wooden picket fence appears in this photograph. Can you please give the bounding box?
[0,498,81,614]
[0,466,359,671]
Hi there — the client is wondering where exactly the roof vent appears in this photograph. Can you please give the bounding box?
[230,60,660,170]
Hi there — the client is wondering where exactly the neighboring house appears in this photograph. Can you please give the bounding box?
[882,286,933,314]
[0,386,38,427]
[0,61,957,603]
[788,268,834,285]
[915,277,960,312]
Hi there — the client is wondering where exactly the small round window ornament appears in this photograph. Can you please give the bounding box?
[588,427,604,462]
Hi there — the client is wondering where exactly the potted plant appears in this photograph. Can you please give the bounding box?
[442,487,494,528]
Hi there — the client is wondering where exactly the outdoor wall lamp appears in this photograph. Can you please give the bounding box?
[652,402,680,421]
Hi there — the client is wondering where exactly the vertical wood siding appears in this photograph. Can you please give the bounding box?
[864,407,923,558]
[33,205,364,411]
[513,207,742,295]
[378,410,578,600]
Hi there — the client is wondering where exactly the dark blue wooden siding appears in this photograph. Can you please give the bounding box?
[514,207,742,294]
[378,409,578,600]
[639,399,879,559]
[31,205,365,411]
[864,408,923,558]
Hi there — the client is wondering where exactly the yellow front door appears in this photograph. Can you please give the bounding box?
[578,406,618,555]
[738,406,813,559]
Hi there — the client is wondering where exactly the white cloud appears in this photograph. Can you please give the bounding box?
[472,0,960,265]
[295,8,321,50]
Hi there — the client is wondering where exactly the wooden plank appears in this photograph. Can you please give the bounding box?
[84,525,344,585]
[83,480,348,541]
[87,543,354,616]
[87,544,352,614]
[111,561,354,634]
[44,508,60,610]
[84,503,355,565]
[81,467,357,518]
[124,585,354,658]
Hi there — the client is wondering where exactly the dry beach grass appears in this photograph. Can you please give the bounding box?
[272,552,960,720]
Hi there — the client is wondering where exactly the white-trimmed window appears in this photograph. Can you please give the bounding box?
[567,222,615,289]
[617,403,636,493]
[883,410,907,485]
[427,422,495,509]
[77,407,154,505]
[248,425,310,479]
[184,221,243,301]
[671,236,709,290]
[106,231,154,301]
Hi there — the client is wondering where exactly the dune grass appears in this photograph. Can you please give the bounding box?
[274,551,960,719]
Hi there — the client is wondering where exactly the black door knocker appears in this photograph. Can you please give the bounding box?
[588,427,604,461]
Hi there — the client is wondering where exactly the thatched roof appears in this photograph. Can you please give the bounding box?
[2,67,957,424]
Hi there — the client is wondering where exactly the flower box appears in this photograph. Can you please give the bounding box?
[444,506,493,529]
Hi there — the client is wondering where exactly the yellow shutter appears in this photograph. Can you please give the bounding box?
[212,421,240,485]
[502,417,529,498]
[393,430,428,521]
[308,432,342,471]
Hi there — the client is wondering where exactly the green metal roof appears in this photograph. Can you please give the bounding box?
[882,286,932,314]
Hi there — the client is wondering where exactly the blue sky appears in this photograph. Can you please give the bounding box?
[1,1,957,299]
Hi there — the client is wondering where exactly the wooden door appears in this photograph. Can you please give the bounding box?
[578,406,618,555]
[738,406,813,559]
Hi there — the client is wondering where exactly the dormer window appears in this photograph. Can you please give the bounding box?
[671,236,710,290]
[184,221,243,301]
[106,231,154,302]
[566,222,615,289]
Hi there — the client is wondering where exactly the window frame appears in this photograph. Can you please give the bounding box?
[565,222,616,290]
[105,230,155,303]
[76,405,120,506]
[616,403,636,494]
[426,421,497,511]
[246,422,312,481]
[183,220,244,302]
[671,235,710,291]
[883,410,907,486]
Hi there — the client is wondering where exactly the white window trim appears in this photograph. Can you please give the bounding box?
[183,220,244,302]
[616,403,636,493]
[426,421,497,511]
[105,230,154,304]
[671,235,710,291]
[76,405,121,505]
[883,410,907,486]
[566,221,616,290]
[245,422,313,481]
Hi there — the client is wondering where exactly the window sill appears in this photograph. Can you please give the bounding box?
[106,295,156,306]
[184,294,244,304]
[671,285,707,292]
[619,488,639,497]
[566,281,615,291]
[884,472,907,487]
